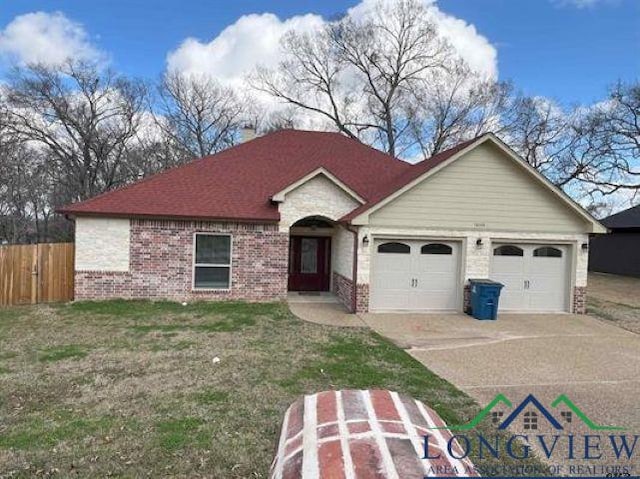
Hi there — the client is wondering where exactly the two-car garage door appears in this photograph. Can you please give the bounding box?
[370,239,460,311]
[370,239,570,312]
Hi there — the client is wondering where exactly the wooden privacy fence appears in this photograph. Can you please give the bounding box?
[0,242,74,306]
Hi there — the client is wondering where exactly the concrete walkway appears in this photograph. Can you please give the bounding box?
[288,300,367,328]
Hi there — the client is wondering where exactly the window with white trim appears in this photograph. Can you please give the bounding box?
[194,234,231,289]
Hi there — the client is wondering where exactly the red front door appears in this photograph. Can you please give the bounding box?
[288,236,331,291]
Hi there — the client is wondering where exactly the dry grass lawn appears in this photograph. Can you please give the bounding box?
[588,273,640,334]
[1,300,544,478]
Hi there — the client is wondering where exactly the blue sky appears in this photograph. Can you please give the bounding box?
[0,0,637,106]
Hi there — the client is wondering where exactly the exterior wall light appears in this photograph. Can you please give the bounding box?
[476,238,483,247]
[581,242,589,251]
[362,235,369,246]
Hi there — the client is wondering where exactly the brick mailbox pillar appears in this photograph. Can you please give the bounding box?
[270,389,478,478]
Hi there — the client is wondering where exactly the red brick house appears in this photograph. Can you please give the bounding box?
[59,130,605,313]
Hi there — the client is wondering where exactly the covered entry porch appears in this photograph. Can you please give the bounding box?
[283,213,358,312]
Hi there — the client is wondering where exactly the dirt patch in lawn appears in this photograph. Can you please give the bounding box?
[0,300,546,477]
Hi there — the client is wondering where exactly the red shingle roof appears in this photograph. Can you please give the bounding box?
[58,130,412,222]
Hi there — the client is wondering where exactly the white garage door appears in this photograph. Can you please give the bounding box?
[371,239,460,311]
[490,243,569,312]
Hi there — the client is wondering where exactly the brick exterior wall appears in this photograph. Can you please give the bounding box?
[355,283,369,314]
[75,219,289,302]
[332,272,353,312]
[331,272,369,313]
[573,286,587,314]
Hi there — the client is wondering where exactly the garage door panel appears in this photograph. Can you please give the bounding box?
[410,289,459,310]
[374,254,412,272]
[370,290,411,310]
[371,239,460,311]
[530,257,565,275]
[528,291,565,311]
[492,274,526,310]
[372,269,410,286]
[528,247,568,311]
[491,256,525,274]
[414,255,454,273]
[490,243,569,312]
[491,250,527,310]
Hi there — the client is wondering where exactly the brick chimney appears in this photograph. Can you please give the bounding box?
[241,125,257,143]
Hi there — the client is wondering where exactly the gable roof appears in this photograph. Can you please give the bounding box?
[58,130,410,222]
[602,204,640,229]
[343,133,607,233]
[271,167,365,204]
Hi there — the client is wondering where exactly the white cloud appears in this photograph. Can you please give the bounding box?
[167,12,324,90]
[0,11,101,67]
[166,0,497,85]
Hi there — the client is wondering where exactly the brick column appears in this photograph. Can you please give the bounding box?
[463,284,471,314]
[355,284,369,313]
[573,286,587,314]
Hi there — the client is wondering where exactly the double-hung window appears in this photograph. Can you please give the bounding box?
[193,234,232,289]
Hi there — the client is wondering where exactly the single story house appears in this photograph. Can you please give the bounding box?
[589,204,640,277]
[59,130,606,314]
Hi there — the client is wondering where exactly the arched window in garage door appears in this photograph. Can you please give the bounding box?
[377,242,410,254]
[533,246,562,258]
[420,243,452,255]
[493,245,524,256]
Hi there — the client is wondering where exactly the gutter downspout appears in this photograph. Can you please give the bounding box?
[346,225,359,313]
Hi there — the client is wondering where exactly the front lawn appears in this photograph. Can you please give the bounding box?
[588,272,640,334]
[0,301,543,477]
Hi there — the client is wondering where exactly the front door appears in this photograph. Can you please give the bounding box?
[288,236,331,291]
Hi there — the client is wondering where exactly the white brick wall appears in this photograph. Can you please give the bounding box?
[332,224,354,280]
[358,227,590,288]
[75,217,130,271]
[278,173,360,282]
[278,174,360,232]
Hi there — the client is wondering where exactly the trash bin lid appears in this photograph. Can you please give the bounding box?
[468,278,503,285]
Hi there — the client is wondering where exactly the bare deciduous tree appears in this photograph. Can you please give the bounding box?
[252,0,452,157]
[154,72,245,160]
[502,95,577,184]
[406,62,514,157]
[5,61,148,203]
[572,82,640,199]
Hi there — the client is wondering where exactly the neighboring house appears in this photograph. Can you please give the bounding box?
[589,204,640,277]
[58,130,606,314]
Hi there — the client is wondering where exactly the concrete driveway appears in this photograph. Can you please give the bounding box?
[361,312,640,471]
